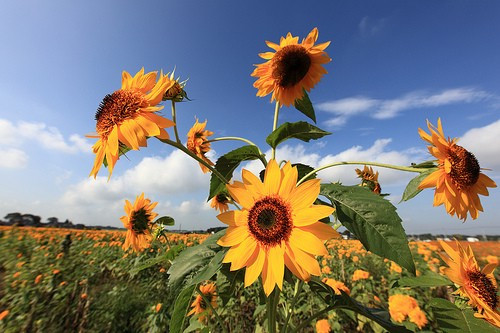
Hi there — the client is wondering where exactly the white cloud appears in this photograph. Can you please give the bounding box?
[359,16,387,37]
[317,88,492,127]
[0,118,91,153]
[0,148,28,168]
[459,119,500,172]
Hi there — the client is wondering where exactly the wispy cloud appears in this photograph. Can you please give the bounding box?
[317,87,492,128]
[359,16,387,37]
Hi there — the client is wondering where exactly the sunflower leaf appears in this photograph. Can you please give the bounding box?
[391,271,452,288]
[208,145,262,201]
[320,184,416,274]
[294,89,316,123]
[308,278,411,333]
[154,216,175,226]
[103,144,132,167]
[430,298,499,333]
[169,284,196,333]
[266,121,331,149]
[400,170,436,203]
[130,244,183,275]
[217,264,245,306]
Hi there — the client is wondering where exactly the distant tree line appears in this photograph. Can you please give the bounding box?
[0,212,120,230]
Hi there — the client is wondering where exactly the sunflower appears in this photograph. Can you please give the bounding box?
[216,160,339,296]
[418,119,497,220]
[187,283,217,323]
[210,193,230,213]
[439,240,499,327]
[186,119,214,173]
[120,193,158,252]
[88,68,175,179]
[355,165,382,194]
[251,27,331,107]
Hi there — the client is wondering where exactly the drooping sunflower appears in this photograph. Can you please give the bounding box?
[251,27,331,107]
[120,193,158,252]
[210,193,230,213]
[186,119,214,173]
[439,240,499,327]
[355,165,382,194]
[88,68,175,178]
[216,160,339,296]
[418,119,496,220]
[187,283,217,323]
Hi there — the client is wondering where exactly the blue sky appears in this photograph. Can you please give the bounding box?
[0,0,499,234]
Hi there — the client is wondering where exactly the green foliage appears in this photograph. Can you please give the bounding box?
[130,244,183,275]
[430,298,499,333]
[392,271,451,288]
[265,121,330,149]
[400,170,436,203]
[169,285,196,333]
[208,146,262,200]
[155,216,175,226]
[320,183,416,274]
[294,89,316,123]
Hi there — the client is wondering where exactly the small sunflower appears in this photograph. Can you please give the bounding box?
[120,193,158,252]
[187,283,217,323]
[210,193,230,213]
[89,68,175,179]
[439,240,499,327]
[162,69,189,102]
[418,119,496,220]
[187,119,214,173]
[217,160,339,296]
[355,165,382,194]
[251,27,331,107]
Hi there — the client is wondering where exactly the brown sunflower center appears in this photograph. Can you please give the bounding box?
[447,145,480,189]
[247,196,292,247]
[95,89,146,138]
[465,269,498,309]
[130,208,151,234]
[271,45,311,88]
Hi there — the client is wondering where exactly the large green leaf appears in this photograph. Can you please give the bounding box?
[266,121,330,149]
[130,244,183,274]
[321,184,415,274]
[155,216,175,226]
[392,271,451,288]
[294,89,316,123]
[190,250,227,286]
[208,145,262,200]
[169,284,196,333]
[400,170,436,203]
[430,298,499,333]
[167,230,225,291]
[309,278,411,333]
[217,264,245,306]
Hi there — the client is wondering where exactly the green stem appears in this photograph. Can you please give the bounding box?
[283,280,304,333]
[291,305,335,333]
[170,101,181,144]
[160,138,229,185]
[267,288,280,333]
[208,137,267,166]
[271,101,280,161]
[196,285,227,333]
[297,161,430,186]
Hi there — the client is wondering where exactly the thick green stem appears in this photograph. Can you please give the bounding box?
[196,285,227,333]
[297,161,430,186]
[208,137,267,166]
[271,101,280,161]
[160,138,228,185]
[291,305,335,333]
[283,280,304,333]
[267,288,280,333]
[170,101,181,144]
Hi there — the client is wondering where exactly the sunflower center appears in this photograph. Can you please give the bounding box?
[271,45,311,88]
[465,269,498,310]
[95,89,146,138]
[448,145,480,189]
[130,208,151,234]
[247,196,292,247]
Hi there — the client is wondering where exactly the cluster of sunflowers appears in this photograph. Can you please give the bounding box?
[86,27,498,332]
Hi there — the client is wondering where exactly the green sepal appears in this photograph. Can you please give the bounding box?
[400,169,437,203]
[321,183,416,274]
[410,161,437,168]
[103,143,132,167]
[294,89,316,123]
[266,121,330,149]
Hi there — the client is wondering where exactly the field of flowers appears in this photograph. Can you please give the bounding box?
[0,226,498,332]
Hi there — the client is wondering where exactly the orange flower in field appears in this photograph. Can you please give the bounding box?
[210,193,230,213]
[418,119,496,220]
[120,193,158,252]
[486,255,499,265]
[187,118,214,173]
[352,269,370,281]
[0,310,9,321]
[53,269,60,275]
[251,28,331,107]
[88,68,175,179]
[321,266,331,274]
[409,308,428,329]
[187,283,217,323]
[439,240,499,327]
[322,278,350,296]
[390,262,402,274]
[155,303,162,313]
[315,319,331,333]
[81,293,88,300]
[34,274,42,284]
[388,294,419,323]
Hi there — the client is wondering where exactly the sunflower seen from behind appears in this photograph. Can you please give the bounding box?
[418,118,496,220]
[187,118,214,173]
[251,27,331,107]
[89,68,175,178]
[121,193,158,252]
[216,160,339,296]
